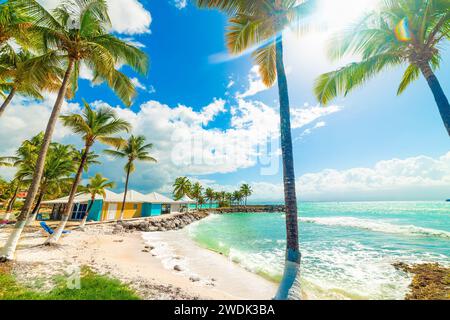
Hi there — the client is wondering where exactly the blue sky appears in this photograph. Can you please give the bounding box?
[0,0,449,201]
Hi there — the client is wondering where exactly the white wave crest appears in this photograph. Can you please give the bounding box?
[300,217,450,239]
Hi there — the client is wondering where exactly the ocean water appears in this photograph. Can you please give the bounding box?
[186,201,450,300]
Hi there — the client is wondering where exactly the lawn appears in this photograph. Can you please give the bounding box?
[0,264,140,300]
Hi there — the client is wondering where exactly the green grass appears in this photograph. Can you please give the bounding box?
[0,266,141,300]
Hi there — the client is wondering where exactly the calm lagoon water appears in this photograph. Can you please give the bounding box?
[186,201,450,299]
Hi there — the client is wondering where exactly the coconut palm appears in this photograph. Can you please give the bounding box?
[314,0,450,136]
[0,0,33,48]
[104,135,157,220]
[78,173,115,229]
[190,182,203,210]
[205,187,215,208]
[2,133,43,217]
[173,177,192,201]
[197,0,316,299]
[46,101,130,244]
[1,0,148,261]
[0,156,13,167]
[16,143,77,224]
[240,184,252,206]
[232,190,243,207]
[0,47,63,117]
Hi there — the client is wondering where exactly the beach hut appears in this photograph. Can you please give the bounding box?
[41,189,182,222]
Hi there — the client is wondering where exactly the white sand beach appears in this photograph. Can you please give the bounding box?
[0,222,277,300]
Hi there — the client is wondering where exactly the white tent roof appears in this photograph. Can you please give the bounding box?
[176,195,197,204]
[145,192,174,203]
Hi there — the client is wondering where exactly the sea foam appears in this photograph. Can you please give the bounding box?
[300,217,450,239]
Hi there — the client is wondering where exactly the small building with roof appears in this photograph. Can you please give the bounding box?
[41,189,191,222]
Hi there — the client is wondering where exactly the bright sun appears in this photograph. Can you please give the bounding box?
[317,0,380,32]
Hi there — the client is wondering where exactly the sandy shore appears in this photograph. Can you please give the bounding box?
[0,222,277,300]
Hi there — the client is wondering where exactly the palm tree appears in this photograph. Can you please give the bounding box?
[197,0,316,299]
[0,47,63,117]
[46,101,130,244]
[173,177,192,201]
[314,0,450,136]
[205,187,215,208]
[240,184,253,206]
[1,0,147,261]
[104,135,157,220]
[232,190,243,207]
[190,182,203,210]
[2,133,43,218]
[197,196,206,209]
[78,173,115,229]
[0,0,33,48]
[16,143,77,224]
[0,156,14,167]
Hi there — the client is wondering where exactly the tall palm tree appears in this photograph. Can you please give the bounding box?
[190,182,203,210]
[205,187,215,208]
[1,0,148,262]
[173,177,192,201]
[314,0,450,136]
[16,143,77,224]
[0,47,63,117]
[240,184,253,206]
[78,173,115,229]
[46,101,130,244]
[2,133,43,218]
[197,0,316,299]
[104,135,157,220]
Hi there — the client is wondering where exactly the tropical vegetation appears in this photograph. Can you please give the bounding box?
[196,0,316,299]
[314,0,450,136]
[46,101,130,244]
[0,0,148,261]
[104,135,157,220]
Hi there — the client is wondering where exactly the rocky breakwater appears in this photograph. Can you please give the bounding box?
[113,211,209,233]
[210,205,285,214]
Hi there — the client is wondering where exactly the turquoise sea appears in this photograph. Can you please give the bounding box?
[186,201,450,300]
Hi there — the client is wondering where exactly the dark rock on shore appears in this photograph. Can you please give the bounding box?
[393,262,450,300]
[116,211,209,233]
[209,205,285,214]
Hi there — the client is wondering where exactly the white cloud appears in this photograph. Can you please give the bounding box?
[236,66,272,99]
[173,0,188,10]
[248,152,450,201]
[38,0,152,35]
[291,104,341,129]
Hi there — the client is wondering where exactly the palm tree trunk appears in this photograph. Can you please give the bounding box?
[0,60,75,262]
[274,34,301,300]
[27,188,45,225]
[6,181,20,213]
[46,143,91,244]
[79,195,95,229]
[418,62,450,137]
[0,88,16,118]
[120,164,132,220]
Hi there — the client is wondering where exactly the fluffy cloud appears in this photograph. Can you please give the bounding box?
[173,0,188,10]
[38,0,152,35]
[236,66,271,99]
[246,152,450,201]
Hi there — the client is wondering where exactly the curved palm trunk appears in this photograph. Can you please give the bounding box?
[79,195,95,229]
[418,63,450,137]
[274,35,301,300]
[120,164,132,221]
[26,187,45,225]
[46,144,91,244]
[5,182,21,220]
[0,88,16,118]
[0,60,75,262]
